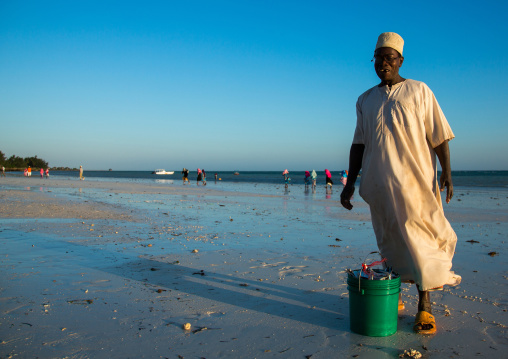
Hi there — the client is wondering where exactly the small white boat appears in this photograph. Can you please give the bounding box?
[153,169,174,175]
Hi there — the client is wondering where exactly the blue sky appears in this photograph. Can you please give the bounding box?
[1,1,507,171]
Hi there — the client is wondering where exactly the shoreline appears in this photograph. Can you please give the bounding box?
[4,170,508,190]
[1,177,507,358]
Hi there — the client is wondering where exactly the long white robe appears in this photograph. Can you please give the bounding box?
[353,79,461,291]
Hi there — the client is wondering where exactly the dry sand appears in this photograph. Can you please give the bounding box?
[0,176,507,358]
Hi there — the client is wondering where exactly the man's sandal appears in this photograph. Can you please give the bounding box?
[413,311,437,334]
[398,300,405,311]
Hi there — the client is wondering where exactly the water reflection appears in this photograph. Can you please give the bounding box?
[156,179,174,185]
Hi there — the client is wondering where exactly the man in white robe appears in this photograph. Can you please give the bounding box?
[340,32,461,335]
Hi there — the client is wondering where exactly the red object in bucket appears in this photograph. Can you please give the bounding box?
[361,258,387,277]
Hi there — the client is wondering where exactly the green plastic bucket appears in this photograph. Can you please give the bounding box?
[347,271,401,337]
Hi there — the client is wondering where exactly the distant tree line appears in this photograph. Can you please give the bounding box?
[0,150,79,170]
[0,150,49,169]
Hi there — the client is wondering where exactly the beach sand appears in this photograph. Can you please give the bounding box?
[0,176,507,358]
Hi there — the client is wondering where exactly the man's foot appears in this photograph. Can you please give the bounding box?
[413,311,436,334]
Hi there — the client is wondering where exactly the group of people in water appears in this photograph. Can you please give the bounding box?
[284,169,349,192]
[4,166,85,180]
[182,168,217,186]
[22,166,50,179]
[179,168,349,191]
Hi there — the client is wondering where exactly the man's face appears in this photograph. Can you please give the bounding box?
[374,47,404,83]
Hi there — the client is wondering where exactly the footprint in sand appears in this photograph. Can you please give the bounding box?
[249,261,287,269]
[278,265,308,277]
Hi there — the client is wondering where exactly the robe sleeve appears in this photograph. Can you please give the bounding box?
[352,97,365,144]
[423,84,455,148]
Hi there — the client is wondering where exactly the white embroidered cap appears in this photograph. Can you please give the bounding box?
[375,32,404,56]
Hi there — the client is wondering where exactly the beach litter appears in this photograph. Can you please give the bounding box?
[67,299,94,305]
[399,349,423,358]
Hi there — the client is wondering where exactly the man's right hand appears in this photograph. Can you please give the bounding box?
[340,184,355,210]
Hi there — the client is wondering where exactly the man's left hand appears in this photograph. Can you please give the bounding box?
[439,171,453,203]
[434,140,453,204]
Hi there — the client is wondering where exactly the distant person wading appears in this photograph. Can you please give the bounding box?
[182,168,190,184]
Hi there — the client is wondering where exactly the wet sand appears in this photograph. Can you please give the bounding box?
[0,176,507,358]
